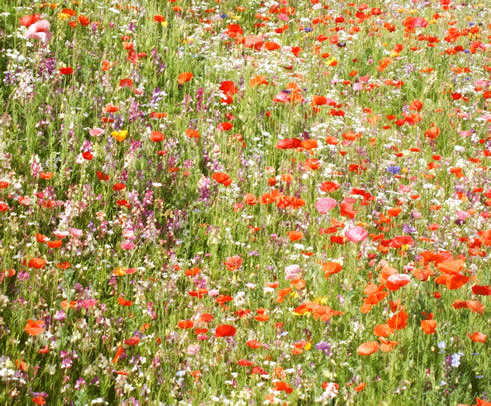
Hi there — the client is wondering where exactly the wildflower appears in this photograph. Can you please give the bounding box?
[467,332,487,343]
[28,258,47,269]
[112,130,128,142]
[345,226,368,243]
[24,319,45,336]
[24,20,52,45]
[357,341,379,356]
[421,319,437,334]
[315,198,337,214]
[59,67,73,75]
[450,352,464,368]
[178,72,193,85]
[215,324,236,337]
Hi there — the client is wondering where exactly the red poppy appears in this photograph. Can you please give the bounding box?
[119,78,133,88]
[215,324,236,337]
[32,396,46,406]
[287,231,303,242]
[112,183,126,191]
[421,319,437,334]
[178,72,193,85]
[24,319,45,336]
[178,320,194,329]
[472,285,491,295]
[467,332,487,343]
[244,35,264,50]
[387,310,408,330]
[28,258,47,269]
[274,381,293,394]
[223,255,242,271]
[78,15,90,26]
[124,336,140,346]
[59,67,73,75]
[149,131,165,142]
[20,14,40,27]
[118,297,133,306]
[357,341,379,356]
[225,23,243,37]
[212,172,232,186]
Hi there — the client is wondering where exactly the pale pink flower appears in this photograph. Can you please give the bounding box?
[70,228,83,238]
[345,226,368,243]
[315,198,337,214]
[89,127,104,137]
[25,20,52,45]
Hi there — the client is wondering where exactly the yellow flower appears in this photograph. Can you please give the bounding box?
[112,267,127,276]
[57,12,70,20]
[111,130,128,142]
[304,342,312,351]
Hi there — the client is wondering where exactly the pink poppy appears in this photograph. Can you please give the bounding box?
[345,226,368,243]
[315,198,337,214]
[25,20,52,45]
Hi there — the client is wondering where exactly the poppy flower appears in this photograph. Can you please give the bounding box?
[32,396,46,405]
[467,332,487,343]
[119,78,133,88]
[149,131,165,142]
[185,128,200,139]
[24,20,52,44]
[345,226,367,243]
[421,319,437,334]
[288,231,303,242]
[178,320,194,329]
[118,297,133,306]
[212,172,232,186]
[425,126,440,140]
[472,285,491,295]
[386,274,410,291]
[112,346,124,363]
[244,35,264,50]
[387,310,408,330]
[28,257,47,269]
[24,319,45,336]
[224,255,243,271]
[250,75,269,87]
[124,336,140,346]
[354,382,366,392]
[274,381,293,394]
[178,72,193,85]
[112,183,126,191]
[323,262,342,279]
[276,138,302,149]
[215,324,236,337]
[226,24,243,38]
[373,324,393,337]
[20,14,40,27]
[357,341,379,356]
[59,67,73,75]
[111,130,128,142]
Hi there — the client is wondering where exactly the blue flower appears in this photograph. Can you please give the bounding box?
[403,224,416,233]
[387,165,400,174]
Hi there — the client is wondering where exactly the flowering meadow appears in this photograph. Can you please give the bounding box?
[0,0,490,404]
